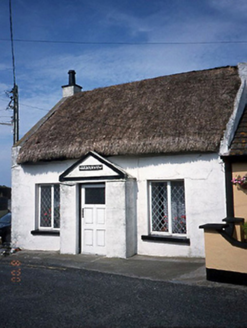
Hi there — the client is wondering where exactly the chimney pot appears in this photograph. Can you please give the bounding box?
[68,70,76,86]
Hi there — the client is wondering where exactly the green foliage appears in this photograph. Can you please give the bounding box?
[242,222,247,235]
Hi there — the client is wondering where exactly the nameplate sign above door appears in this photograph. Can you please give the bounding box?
[79,165,103,171]
[59,151,127,181]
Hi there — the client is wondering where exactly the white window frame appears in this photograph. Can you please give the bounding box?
[149,180,187,236]
[37,184,60,230]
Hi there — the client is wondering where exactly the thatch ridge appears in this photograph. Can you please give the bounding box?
[17,66,241,164]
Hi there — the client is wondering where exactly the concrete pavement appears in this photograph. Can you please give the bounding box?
[0,247,244,289]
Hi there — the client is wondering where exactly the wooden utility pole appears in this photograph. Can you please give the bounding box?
[9,0,19,145]
[12,84,19,144]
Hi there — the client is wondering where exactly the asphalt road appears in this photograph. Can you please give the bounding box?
[0,262,247,328]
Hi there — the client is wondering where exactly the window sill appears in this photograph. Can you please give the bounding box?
[31,230,60,236]
[141,234,190,245]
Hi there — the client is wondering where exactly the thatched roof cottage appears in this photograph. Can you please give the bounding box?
[11,63,247,258]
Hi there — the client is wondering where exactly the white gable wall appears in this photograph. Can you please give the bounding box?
[12,150,226,258]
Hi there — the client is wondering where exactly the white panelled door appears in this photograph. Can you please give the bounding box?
[81,184,106,255]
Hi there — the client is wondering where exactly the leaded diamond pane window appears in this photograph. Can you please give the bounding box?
[150,181,186,235]
[171,181,186,234]
[53,185,60,229]
[39,185,60,229]
[151,182,168,232]
[40,186,52,227]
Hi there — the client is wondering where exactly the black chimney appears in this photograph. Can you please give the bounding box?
[62,70,82,97]
[68,70,76,86]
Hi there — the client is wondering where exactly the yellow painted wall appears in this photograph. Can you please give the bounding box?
[201,163,247,274]
[204,231,247,273]
[232,163,247,221]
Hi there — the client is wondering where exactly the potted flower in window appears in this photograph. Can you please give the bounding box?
[231,174,247,189]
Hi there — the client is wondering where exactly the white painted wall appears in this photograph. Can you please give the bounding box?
[11,147,72,251]
[105,178,137,258]
[125,178,137,257]
[60,183,79,254]
[12,149,226,258]
[106,180,128,258]
[110,153,226,258]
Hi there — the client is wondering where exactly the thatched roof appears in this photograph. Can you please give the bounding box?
[17,66,241,164]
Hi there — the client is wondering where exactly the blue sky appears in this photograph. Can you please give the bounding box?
[1,0,247,187]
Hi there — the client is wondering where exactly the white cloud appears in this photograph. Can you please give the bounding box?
[103,10,154,37]
[0,63,12,72]
[18,93,60,137]
[210,0,247,17]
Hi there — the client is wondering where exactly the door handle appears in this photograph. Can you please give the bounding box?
[81,208,84,218]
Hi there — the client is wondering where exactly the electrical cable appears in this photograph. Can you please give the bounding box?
[0,38,247,46]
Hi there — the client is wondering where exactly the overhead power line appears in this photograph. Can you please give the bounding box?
[0,95,48,112]
[1,38,247,46]
[19,103,49,112]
